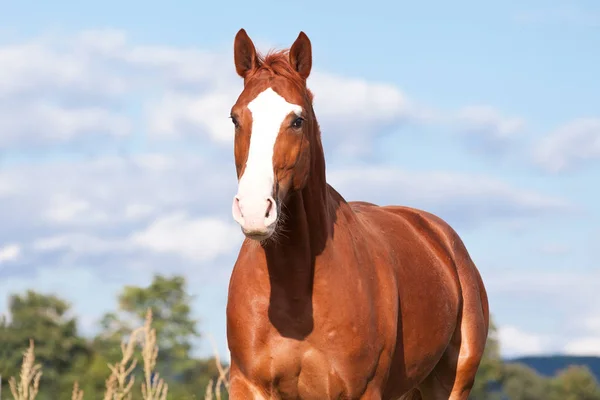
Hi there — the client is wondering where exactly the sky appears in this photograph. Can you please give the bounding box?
[0,0,598,361]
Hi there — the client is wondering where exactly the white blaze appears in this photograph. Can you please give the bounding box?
[234,88,302,230]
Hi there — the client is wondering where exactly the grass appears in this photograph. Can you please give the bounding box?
[5,308,229,400]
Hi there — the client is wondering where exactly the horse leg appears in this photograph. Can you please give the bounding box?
[417,335,485,400]
[229,376,264,400]
[228,362,268,400]
[419,297,488,397]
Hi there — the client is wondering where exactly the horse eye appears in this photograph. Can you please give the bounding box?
[291,117,304,129]
[230,116,239,128]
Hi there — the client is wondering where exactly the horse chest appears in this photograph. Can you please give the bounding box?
[233,317,378,399]
[247,337,352,399]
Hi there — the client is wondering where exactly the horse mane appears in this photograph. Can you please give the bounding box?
[251,49,314,102]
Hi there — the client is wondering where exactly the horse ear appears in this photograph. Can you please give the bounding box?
[289,31,312,80]
[234,28,258,78]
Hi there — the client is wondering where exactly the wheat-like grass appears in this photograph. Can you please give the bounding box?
[204,379,214,400]
[8,339,42,400]
[5,309,230,400]
[204,336,230,400]
[71,381,84,400]
[104,325,142,400]
[140,309,168,400]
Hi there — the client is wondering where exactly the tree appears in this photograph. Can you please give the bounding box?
[470,318,503,399]
[95,274,214,397]
[0,290,91,399]
[502,362,550,400]
[549,365,600,400]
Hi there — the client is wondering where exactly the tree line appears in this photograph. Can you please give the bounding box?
[471,320,600,399]
[1,273,599,399]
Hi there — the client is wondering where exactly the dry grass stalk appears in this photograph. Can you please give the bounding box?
[208,335,230,391]
[71,381,84,400]
[140,309,168,400]
[204,336,230,400]
[103,374,117,400]
[9,339,42,400]
[104,326,143,400]
[204,379,214,400]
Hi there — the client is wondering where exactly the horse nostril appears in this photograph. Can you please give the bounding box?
[234,196,243,218]
[265,198,273,218]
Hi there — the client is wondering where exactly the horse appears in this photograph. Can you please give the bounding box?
[225,28,489,400]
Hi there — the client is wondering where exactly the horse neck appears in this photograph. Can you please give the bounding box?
[262,126,332,291]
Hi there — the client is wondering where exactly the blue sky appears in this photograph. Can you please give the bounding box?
[0,0,599,360]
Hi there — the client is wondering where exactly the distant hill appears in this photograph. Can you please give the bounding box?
[506,355,600,380]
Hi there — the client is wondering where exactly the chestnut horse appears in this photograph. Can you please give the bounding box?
[226,28,489,400]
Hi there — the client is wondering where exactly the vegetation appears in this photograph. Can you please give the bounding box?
[1,273,599,399]
[0,274,228,399]
[469,321,600,400]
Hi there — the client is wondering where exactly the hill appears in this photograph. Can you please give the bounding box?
[507,355,600,380]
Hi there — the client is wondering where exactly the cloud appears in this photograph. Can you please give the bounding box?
[562,316,600,356]
[307,72,431,157]
[146,89,238,143]
[0,29,427,155]
[499,325,552,357]
[564,338,600,356]
[0,101,131,148]
[327,165,573,229]
[533,117,600,172]
[0,153,240,280]
[0,28,539,165]
[0,149,574,281]
[452,105,525,154]
[0,243,21,264]
[487,268,600,357]
[130,212,241,262]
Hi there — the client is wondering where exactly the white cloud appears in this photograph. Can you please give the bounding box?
[564,338,600,356]
[499,325,551,356]
[486,269,600,298]
[0,150,573,280]
[43,194,107,225]
[563,316,600,356]
[534,117,600,172]
[327,165,572,228]
[486,268,600,357]
[0,29,223,149]
[0,243,21,263]
[0,28,540,163]
[32,212,242,264]
[0,36,126,98]
[0,102,131,148]
[582,316,600,333]
[0,29,437,155]
[146,89,238,143]
[32,233,123,255]
[130,212,242,262]
[456,106,525,141]
[124,203,155,220]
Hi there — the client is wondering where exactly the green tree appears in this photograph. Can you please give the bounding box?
[95,274,221,398]
[0,290,91,399]
[549,365,600,400]
[470,318,503,399]
[502,362,550,400]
